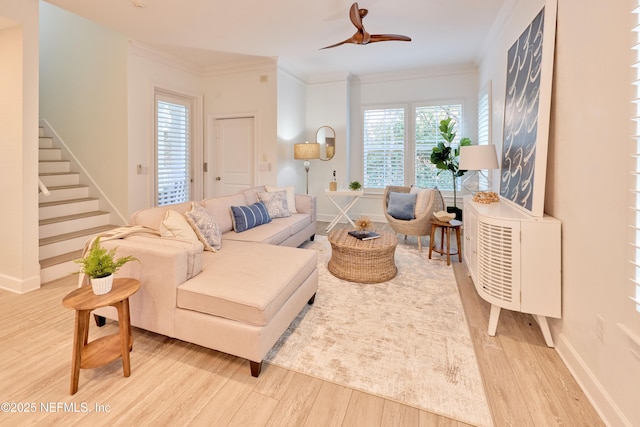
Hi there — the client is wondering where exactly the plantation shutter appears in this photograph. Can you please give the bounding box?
[155,94,192,206]
[478,82,491,146]
[363,108,406,189]
[632,3,640,314]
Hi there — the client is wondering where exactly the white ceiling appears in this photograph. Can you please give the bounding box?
[43,0,509,78]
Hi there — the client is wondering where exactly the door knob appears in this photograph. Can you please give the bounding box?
[215,177,221,181]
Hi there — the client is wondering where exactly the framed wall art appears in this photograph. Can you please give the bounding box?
[499,0,557,217]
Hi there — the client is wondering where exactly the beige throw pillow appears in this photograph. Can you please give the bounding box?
[410,186,435,217]
[265,185,297,213]
[159,210,199,243]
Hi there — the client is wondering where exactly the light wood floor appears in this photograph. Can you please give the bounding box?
[0,223,603,426]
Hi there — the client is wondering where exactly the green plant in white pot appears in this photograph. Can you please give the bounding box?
[75,237,139,295]
[429,116,471,219]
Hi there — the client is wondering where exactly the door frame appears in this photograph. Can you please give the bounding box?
[205,112,259,197]
[152,85,204,204]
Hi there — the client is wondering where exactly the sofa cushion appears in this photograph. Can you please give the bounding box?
[230,202,271,232]
[202,193,247,233]
[265,185,297,213]
[257,190,291,218]
[185,203,222,252]
[223,220,291,245]
[177,241,317,326]
[131,201,192,231]
[242,186,265,205]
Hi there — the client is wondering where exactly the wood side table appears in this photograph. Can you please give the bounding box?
[429,219,462,266]
[62,278,140,395]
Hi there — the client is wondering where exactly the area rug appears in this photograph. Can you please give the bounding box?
[265,235,492,426]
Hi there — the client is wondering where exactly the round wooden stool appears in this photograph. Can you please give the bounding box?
[429,219,462,266]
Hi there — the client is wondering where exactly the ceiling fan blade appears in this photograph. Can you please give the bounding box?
[349,3,365,31]
[321,36,356,50]
[368,34,412,43]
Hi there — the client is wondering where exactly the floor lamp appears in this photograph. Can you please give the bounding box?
[459,144,499,193]
[294,142,320,194]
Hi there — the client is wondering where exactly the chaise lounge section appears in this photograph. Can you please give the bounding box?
[94,185,318,376]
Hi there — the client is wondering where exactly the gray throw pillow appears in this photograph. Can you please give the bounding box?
[257,190,291,218]
[387,192,417,220]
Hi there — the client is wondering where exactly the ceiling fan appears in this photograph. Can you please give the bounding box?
[321,2,411,49]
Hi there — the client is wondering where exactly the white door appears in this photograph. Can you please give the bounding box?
[208,117,255,196]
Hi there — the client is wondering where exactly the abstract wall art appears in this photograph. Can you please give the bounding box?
[499,0,557,217]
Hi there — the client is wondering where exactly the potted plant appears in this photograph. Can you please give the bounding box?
[349,180,362,191]
[75,237,139,295]
[429,116,471,220]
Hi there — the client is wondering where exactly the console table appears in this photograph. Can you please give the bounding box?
[463,196,561,347]
[325,189,364,232]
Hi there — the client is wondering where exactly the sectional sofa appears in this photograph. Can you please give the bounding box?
[94,185,318,376]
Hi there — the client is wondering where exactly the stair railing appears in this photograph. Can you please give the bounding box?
[38,178,50,196]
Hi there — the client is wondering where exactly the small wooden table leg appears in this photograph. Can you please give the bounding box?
[116,299,132,377]
[455,227,462,262]
[428,224,436,260]
[446,227,452,265]
[70,310,89,395]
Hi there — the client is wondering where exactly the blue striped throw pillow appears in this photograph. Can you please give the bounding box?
[230,202,271,232]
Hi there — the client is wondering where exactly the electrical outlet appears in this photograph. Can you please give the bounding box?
[596,315,605,343]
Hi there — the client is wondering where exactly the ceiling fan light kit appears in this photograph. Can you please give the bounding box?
[322,2,411,49]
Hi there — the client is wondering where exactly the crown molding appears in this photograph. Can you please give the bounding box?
[202,57,278,77]
[128,41,203,76]
[356,63,478,85]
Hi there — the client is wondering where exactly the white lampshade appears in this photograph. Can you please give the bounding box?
[294,142,321,160]
[459,144,499,170]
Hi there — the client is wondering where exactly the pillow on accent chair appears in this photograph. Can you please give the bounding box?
[257,190,291,218]
[159,210,200,243]
[387,191,417,220]
[230,202,271,232]
[265,185,297,213]
[185,203,222,252]
[409,186,435,217]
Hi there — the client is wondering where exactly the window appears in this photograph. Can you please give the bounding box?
[363,103,463,190]
[155,92,192,206]
[363,108,406,189]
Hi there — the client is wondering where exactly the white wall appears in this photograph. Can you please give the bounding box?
[307,78,350,219]
[276,67,307,193]
[126,45,203,215]
[203,63,278,193]
[0,0,40,292]
[39,2,129,218]
[479,0,639,425]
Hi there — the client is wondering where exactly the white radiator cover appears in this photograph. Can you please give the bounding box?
[463,196,561,334]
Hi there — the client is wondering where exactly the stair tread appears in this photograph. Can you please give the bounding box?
[39,197,98,208]
[40,250,83,269]
[39,172,79,176]
[39,224,120,246]
[39,160,70,163]
[40,184,88,190]
[39,210,110,226]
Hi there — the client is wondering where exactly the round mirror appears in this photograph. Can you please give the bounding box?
[316,126,336,161]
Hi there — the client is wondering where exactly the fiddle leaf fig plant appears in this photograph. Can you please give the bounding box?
[429,116,472,208]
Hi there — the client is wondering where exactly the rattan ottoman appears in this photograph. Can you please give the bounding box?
[327,228,398,283]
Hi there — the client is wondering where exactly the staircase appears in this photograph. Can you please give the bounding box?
[38,127,118,283]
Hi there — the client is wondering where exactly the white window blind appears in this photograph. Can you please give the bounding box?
[156,95,192,206]
[414,104,463,189]
[363,108,406,189]
[632,3,640,313]
[478,81,491,146]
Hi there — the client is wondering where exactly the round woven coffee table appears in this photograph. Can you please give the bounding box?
[327,228,398,283]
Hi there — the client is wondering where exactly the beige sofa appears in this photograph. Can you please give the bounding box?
[95,186,318,377]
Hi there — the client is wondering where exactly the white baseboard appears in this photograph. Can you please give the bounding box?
[555,333,631,427]
[0,273,41,294]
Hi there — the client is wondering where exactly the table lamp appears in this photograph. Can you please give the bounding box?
[459,144,499,193]
[294,141,320,194]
